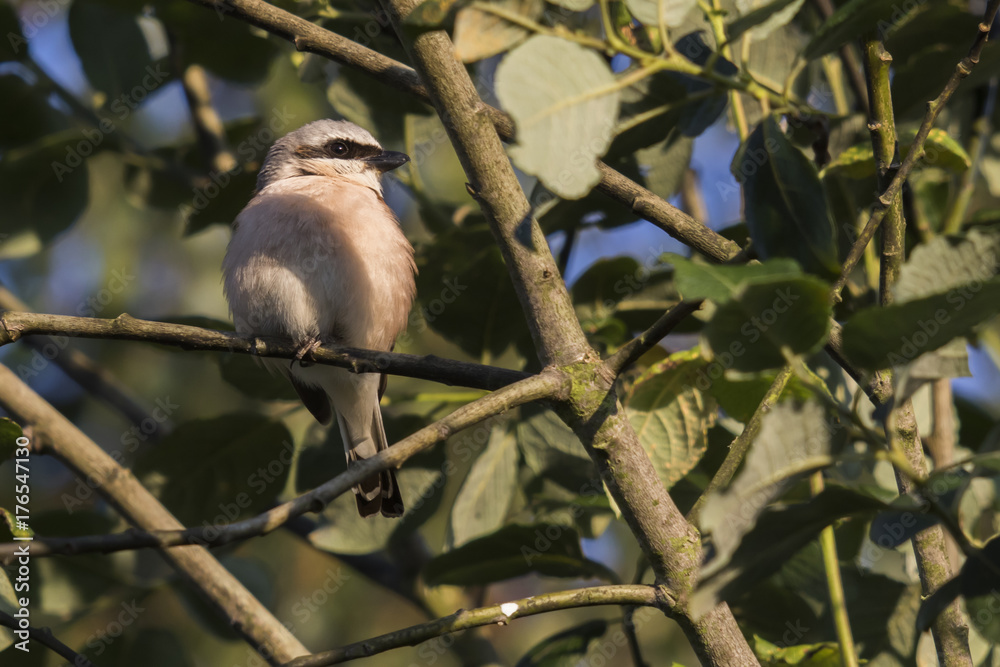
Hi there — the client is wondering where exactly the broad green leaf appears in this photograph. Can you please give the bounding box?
[701,276,832,373]
[0,133,90,244]
[729,0,805,41]
[669,255,801,304]
[802,0,903,60]
[423,523,615,585]
[454,0,541,62]
[706,365,814,423]
[753,635,841,666]
[893,228,1000,302]
[134,413,293,525]
[69,0,157,102]
[699,401,832,581]
[824,128,972,179]
[635,131,693,199]
[217,353,298,401]
[403,0,464,25]
[496,35,620,199]
[840,278,1000,370]
[694,486,885,618]
[571,256,643,310]
[549,0,594,8]
[625,349,717,490]
[673,33,738,137]
[308,467,443,555]
[96,628,195,667]
[624,0,697,27]
[450,427,519,546]
[735,116,839,277]
[0,418,23,461]
[515,620,608,667]
[517,407,595,492]
[157,1,279,84]
[0,507,33,540]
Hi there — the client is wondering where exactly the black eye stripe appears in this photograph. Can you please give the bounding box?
[322,140,383,160]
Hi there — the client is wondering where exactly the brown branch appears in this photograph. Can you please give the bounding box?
[0,311,530,391]
[376,0,758,664]
[282,585,672,667]
[181,0,741,263]
[0,363,310,665]
[0,610,97,667]
[832,0,1000,301]
[0,371,566,562]
[604,300,703,376]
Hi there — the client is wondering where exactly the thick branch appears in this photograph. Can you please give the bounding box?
[832,0,1000,300]
[0,363,310,665]
[282,585,672,667]
[376,1,758,663]
[0,311,529,391]
[0,372,566,562]
[181,0,740,263]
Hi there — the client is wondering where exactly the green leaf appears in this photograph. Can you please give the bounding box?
[955,538,1000,642]
[0,507,33,540]
[824,128,971,179]
[157,1,280,83]
[216,353,298,401]
[68,0,157,102]
[893,228,1000,302]
[672,33,738,137]
[515,620,608,667]
[669,255,802,304]
[736,116,839,277]
[517,407,595,492]
[134,413,293,525]
[424,523,615,585]
[548,0,594,9]
[0,132,90,244]
[635,132,693,199]
[626,349,717,490]
[802,0,902,60]
[0,418,23,462]
[699,401,833,581]
[753,635,841,666]
[706,365,814,423]
[694,486,885,618]
[453,0,541,62]
[728,0,805,42]
[701,276,832,373]
[496,35,620,199]
[623,0,697,26]
[403,0,465,26]
[308,467,443,555]
[450,427,519,546]
[840,278,1000,370]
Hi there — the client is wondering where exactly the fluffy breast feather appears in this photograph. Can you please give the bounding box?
[222,175,416,351]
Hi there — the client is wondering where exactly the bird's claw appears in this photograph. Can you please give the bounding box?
[292,337,323,367]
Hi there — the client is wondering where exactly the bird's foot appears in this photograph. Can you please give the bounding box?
[292,337,323,368]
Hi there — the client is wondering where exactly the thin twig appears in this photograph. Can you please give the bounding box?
[687,365,793,524]
[943,76,998,234]
[178,63,238,174]
[604,300,703,376]
[0,372,566,562]
[0,610,97,667]
[0,311,529,391]
[282,585,673,667]
[832,0,1000,301]
[812,0,869,112]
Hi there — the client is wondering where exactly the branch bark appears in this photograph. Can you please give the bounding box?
[377,1,758,664]
[0,372,566,562]
[0,610,96,667]
[282,585,672,667]
[0,363,310,665]
[0,311,529,391]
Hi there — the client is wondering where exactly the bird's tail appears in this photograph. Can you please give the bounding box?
[340,402,403,518]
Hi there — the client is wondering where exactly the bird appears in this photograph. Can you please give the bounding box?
[222,119,416,518]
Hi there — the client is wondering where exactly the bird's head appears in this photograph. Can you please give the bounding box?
[255,120,410,193]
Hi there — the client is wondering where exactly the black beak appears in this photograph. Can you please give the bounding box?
[366,150,410,172]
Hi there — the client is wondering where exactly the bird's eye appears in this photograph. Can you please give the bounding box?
[328,141,349,157]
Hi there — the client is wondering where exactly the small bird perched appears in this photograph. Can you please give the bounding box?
[222,120,416,518]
